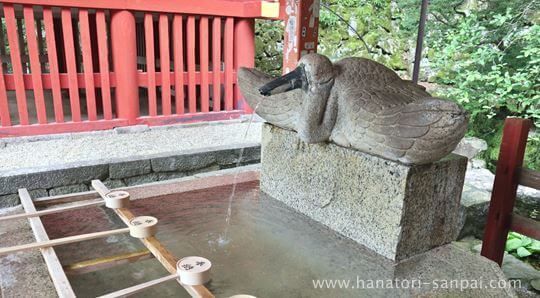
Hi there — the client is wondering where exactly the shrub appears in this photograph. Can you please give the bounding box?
[429,7,539,170]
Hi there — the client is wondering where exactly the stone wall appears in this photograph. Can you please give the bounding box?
[453,137,540,239]
[0,144,260,207]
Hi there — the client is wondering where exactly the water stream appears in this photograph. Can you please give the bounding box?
[219,101,263,245]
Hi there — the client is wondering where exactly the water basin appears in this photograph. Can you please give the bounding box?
[39,176,512,297]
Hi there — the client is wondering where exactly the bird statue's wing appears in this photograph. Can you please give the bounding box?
[370,97,468,164]
[238,67,302,130]
[338,80,468,164]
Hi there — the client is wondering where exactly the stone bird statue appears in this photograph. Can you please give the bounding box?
[238,54,468,165]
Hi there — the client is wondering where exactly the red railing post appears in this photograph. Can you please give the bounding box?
[481,118,532,265]
[282,0,319,74]
[233,18,255,113]
[111,10,139,124]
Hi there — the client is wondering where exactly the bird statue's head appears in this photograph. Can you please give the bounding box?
[259,53,334,97]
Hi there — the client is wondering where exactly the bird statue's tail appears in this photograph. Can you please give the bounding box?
[382,98,469,164]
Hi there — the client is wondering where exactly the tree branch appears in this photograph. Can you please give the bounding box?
[320,2,375,55]
[429,12,455,27]
[452,0,467,18]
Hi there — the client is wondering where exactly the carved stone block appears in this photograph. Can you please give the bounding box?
[261,124,467,261]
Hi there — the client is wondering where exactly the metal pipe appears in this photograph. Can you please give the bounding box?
[412,0,429,84]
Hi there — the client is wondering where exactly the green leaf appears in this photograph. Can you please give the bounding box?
[516,247,532,258]
[505,238,522,252]
[520,237,532,247]
[527,240,540,252]
[508,232,521,239]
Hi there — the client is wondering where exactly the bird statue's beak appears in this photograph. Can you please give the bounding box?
[259,66,304,96]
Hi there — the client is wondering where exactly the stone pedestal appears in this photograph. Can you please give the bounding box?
[261,124,468,261]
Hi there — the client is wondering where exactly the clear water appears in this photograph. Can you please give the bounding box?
[42,181,407,297]
[222,102,264,244]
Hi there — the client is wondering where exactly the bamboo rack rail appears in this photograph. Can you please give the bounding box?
[0,227,130,256]
[0,182,215,297]
[18,188,76,298]
[91,180,215,298]
[98,273,180,298]
[0,199,103,222]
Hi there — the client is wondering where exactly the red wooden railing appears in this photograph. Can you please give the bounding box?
[0,0,279,137]
[0,4,125,135]
[481,118,540,266]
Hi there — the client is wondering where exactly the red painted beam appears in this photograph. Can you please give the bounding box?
[4,4,29,125]
[79,9,98,121]
[0,62,9,126]
[95,11,113,120]
[0,0,280,19]
[172,15,185,115]
[282,0,319,73]
[138,72,236,87]
[233,19,255,112]
[43,8,65,123]
[144,14,157,117]
[187,16,197,113]
[511,214,540,240]
[224,17,234,111]
[212,17,222,112]
[200,17,210,113]
[24,6,48,124]
[0,112,243,137]
[481,118,532,266]
[61,8,82,122]
[2,72,236,90]
[519,168,540,190]
[137,111,244,126]
[3,73,117,90]
[159,14,172,115]
[0,119,128,138]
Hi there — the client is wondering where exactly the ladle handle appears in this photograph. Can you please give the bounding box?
[0,227,130,256]
[97,273,179,298]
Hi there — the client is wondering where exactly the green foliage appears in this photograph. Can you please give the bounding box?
[255,0,412,74]
[318,0,409,70]
[255,20,284,76]
[505,232,540,259]
[428,3,540,170]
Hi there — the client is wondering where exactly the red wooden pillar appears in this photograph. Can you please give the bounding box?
[481,118,532,265]
[281,0,320,74]
[233,18,255,112]
[111,10,139,123]
[88,12,103,115]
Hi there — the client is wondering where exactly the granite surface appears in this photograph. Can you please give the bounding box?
[0,144,260,207]
[261,123,468,261]
[395,243,516,297]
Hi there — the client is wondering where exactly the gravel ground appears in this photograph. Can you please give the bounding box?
[0,121,262,172]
